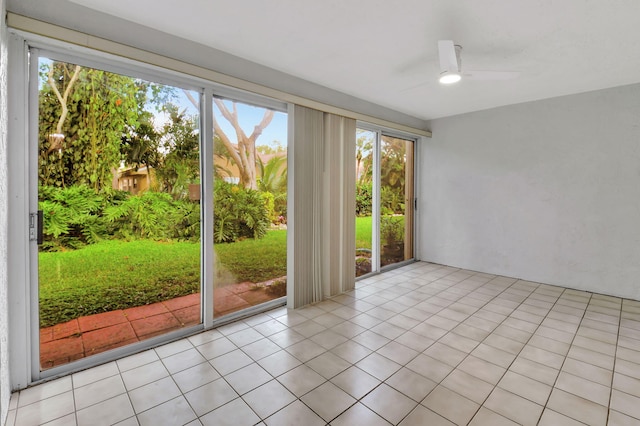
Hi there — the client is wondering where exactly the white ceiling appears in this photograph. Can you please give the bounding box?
[66,0,640,120]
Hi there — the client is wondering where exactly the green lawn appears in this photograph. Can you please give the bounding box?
[355,216,372,250]
[39,218,375,327]
[39,230,287,327]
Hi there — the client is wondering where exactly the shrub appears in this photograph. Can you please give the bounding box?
[213,180,270,243]
[39,185,108,250]
[356,182,372,216]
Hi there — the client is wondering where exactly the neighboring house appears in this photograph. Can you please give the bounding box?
[114,166,153,194]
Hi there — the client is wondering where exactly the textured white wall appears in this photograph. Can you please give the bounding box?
[420,84,640,300]
[0,0,11,422]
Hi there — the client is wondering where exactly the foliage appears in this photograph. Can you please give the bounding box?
[381,186,405,215]
[265,279,287,297]
[257,154,287,221]
[39,62,140,191]
[214,180,270,243]
[380,215,404,246]
[154,105,201,198]
[356,129,374,185]
[356,182,373,216]
[39,185,200,250]
[39,185,108,250]
[104,191,200,241]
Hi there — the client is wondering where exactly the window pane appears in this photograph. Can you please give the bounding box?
[37,58,201,370]
[355,129,375,277]
[212,98,288,318]
[380,135,414,268]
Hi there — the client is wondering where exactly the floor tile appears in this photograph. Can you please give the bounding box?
[483,387,543,426]
[422,385,480,426]
[331,340,372,364]
[277,365,326,397]
[199,398,260,426]
[74,374,126,410]
[242,380,298,419]
[128,376,181,413]
[264,400,325,426]
[285,339,326,362]
[116,350,159,372]
[160,348,206,374]
[137,396,196,426]
[76,394,134,426]
[172,362,220,393]
[225,363,273,395]
[546,388,608,426]
[555,371,611,406]
[14,262,640,426]
[356,352,401,381]
[18,376,72,408]
[331,402,391,426]
[406,354,453,383]
[457,355,506,385]
[398,405,454,426]
[376,341,419,365]
[331,366,381,399]
[121,360,169,390]
[306,351,351,379]
[257,349,302,377]
[610,389,640,420]
[14,391,75,426]
[497,371,551,405]
[362,383,418,425]
[300,382,356,422]
[441,369,495,404]
[469,407,520,426]
[210,349,253,375]
[537,408,585,426]
[184,378,239,417]
[607,409,640,426]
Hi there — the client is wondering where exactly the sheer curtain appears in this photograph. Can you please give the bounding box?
[289,105,355,308]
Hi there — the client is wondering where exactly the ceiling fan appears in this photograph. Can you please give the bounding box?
[438,40,519,85]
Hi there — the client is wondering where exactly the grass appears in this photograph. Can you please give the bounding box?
[355,216,372,250]
[39,218,374,327]
[39,230,287,327]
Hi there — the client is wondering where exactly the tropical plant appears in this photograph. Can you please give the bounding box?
[356,182,372,216]
[213,180,270,243]
[38,61,140,191]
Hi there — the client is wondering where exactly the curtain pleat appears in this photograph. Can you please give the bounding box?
[290,105,355,308]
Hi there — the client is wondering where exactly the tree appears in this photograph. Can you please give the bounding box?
[356,129,373,185]
[39,61,140,191]
[154,105,200,198]
[184,92,274,189]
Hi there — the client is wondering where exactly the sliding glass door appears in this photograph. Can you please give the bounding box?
[29,47,289,377]
[35,55,202,370]
[355,127,415,277]
[211,97,288,319]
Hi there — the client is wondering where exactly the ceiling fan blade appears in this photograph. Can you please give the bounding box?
[463,70,520,80]
[438,40,459,73]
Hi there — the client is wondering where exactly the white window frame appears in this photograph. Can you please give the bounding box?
[356,122,420,278]
[8,31,289,385]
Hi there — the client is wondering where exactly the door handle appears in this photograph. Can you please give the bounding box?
[37,210,43,245]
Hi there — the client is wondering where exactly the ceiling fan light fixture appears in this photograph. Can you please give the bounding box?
[439,71,461,85]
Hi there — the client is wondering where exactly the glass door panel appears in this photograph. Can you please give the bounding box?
[380,135,414,268]
[37,57,201,370]
[212,98,288,318]
[355,129,375,277]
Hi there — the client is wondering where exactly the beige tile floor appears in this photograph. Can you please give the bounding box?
[6,262,640,426]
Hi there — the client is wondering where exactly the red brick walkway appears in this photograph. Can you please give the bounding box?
[40,282,281,369]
